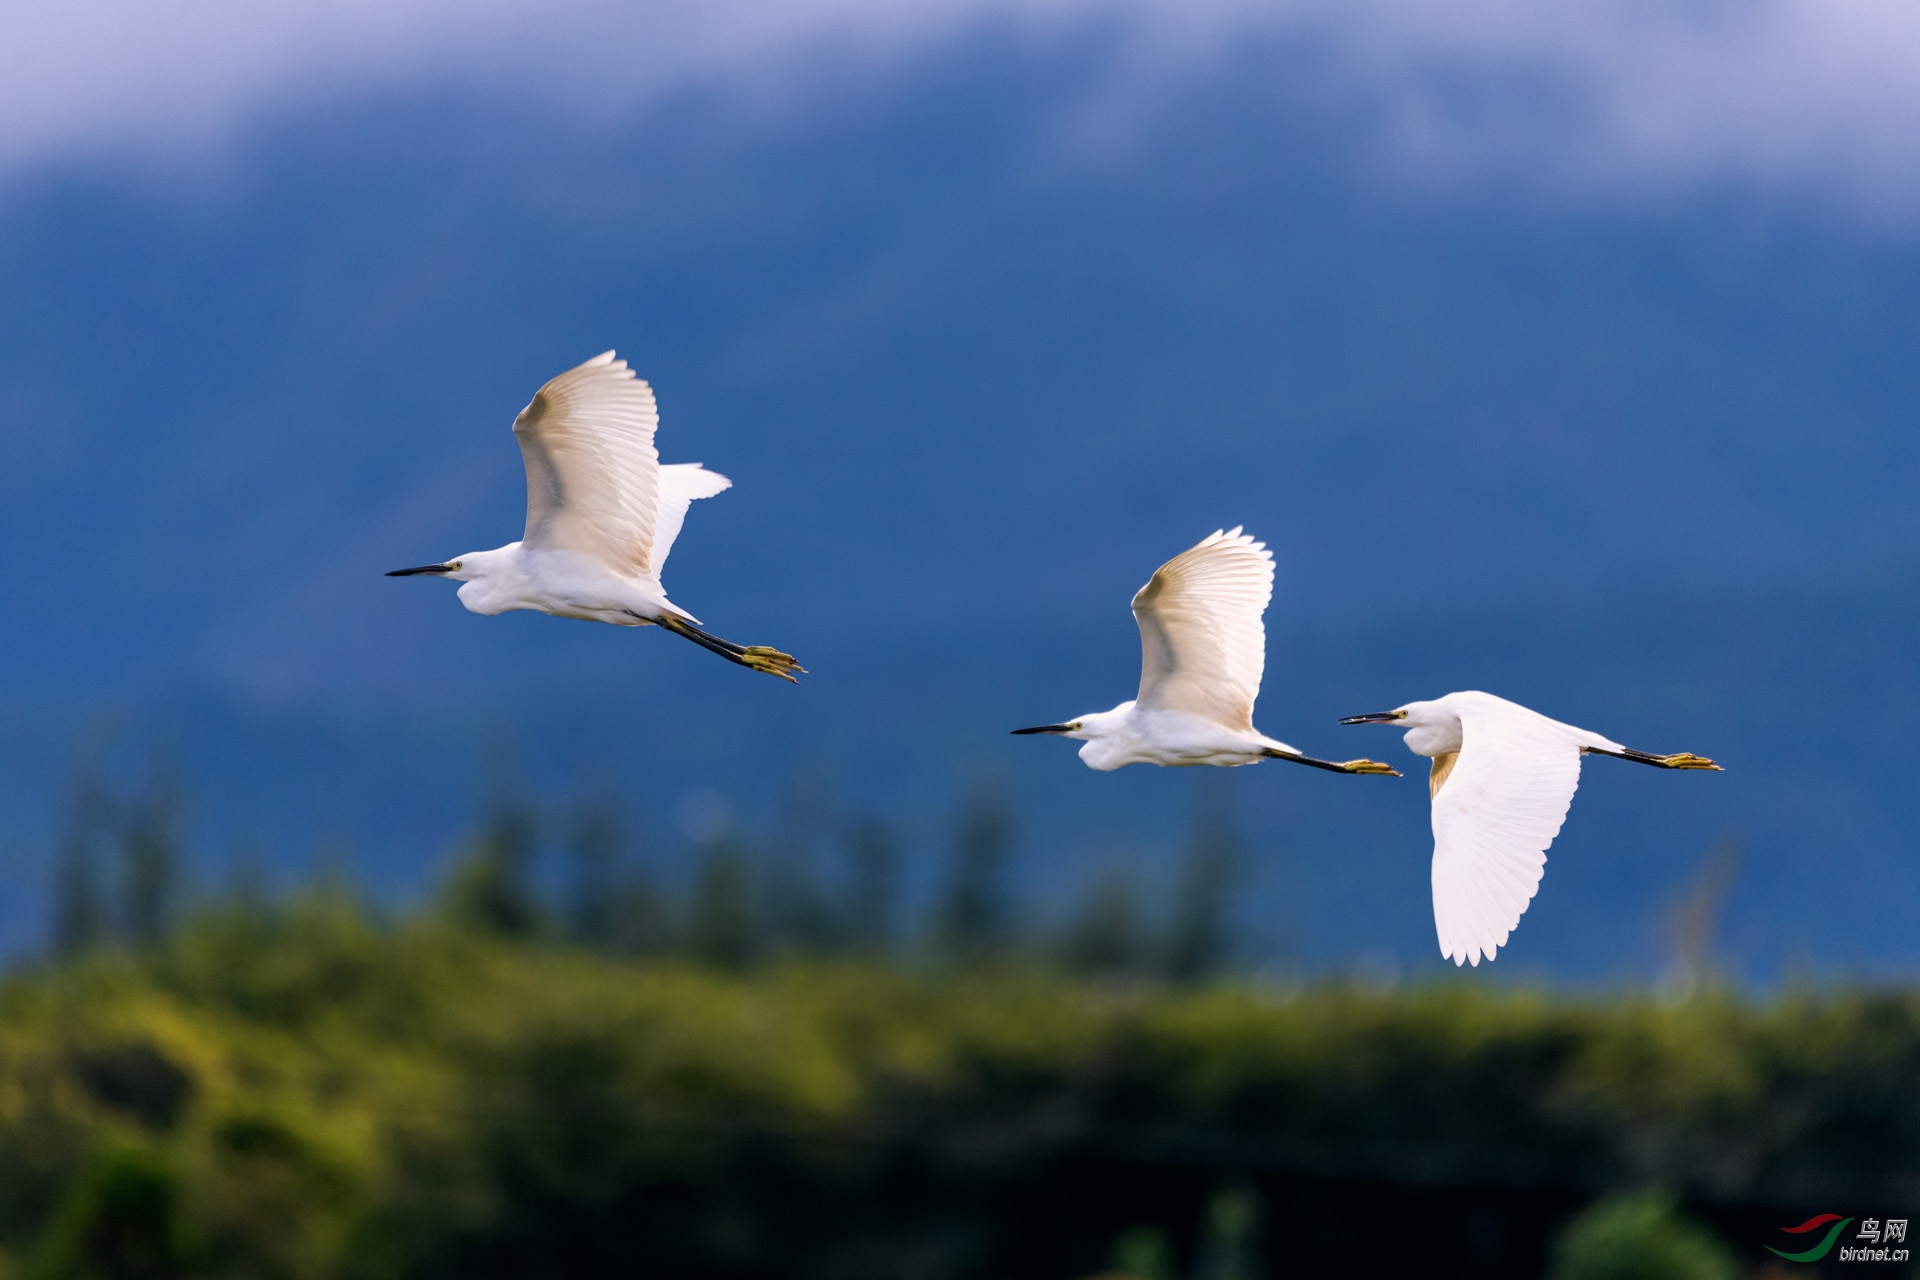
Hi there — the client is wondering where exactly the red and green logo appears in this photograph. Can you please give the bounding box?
[1767,1214,1853,1262]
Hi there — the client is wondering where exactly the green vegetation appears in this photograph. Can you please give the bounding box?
[0,879,1914,1277]
[1548,1191,1738,1280]
[9,779,1917,1277]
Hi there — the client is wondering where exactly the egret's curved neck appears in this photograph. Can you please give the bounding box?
[1403,717,1462,758]
[1068,704,1141,771]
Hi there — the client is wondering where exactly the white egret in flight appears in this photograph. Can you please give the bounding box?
[1012,528,1399,776]
[1341,691,1720,966]
[388,351,802,681]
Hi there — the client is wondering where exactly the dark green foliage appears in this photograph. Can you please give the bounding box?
[603,867,678,957]
[442,807,540,938]
[1191,1186,1260,1280]
[935,782,1015,962]
[30,1142,196,1280]
[564,803,623,948]
[1166,782,1236,983]
[688,841,756,970]
[841,819,899,959]
[0,900,1916,1278]
[763,771,842,956]
[762,841,838,957]
[1064,866,1149,976]
[1108,1227,1172,1280]
[1548,1191,1738,1280]
[53,777,113,959]
[121,778,183,950]
[66,1044,193,1133]
[53,768,190,957]
[7,800,1919,1278]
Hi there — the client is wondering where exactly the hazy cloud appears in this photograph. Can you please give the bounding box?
[10,0,1920,215]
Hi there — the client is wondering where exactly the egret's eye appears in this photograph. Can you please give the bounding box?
[450,561,463,570]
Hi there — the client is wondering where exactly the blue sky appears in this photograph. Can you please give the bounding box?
[1,0,1917,981]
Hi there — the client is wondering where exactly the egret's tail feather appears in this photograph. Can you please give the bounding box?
[659,615,804,682]
[1262,747,1402,777]
[1587,746,1721,771]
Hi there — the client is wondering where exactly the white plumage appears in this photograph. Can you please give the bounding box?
[1343,691,1719,966]
[1132,528,1273,731]
[651,462,734,578]
[516,351,664,581]
[388,350,801,681]
[1013,529,1399,778]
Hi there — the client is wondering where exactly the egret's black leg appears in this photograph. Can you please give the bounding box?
[1262,747,1400,776]
[657,614,804,682]
[1583,746,1720,770]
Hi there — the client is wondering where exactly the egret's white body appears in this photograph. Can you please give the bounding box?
[388,351,800,680]
[1013,529,1397,778]
[1342,691,1719,966]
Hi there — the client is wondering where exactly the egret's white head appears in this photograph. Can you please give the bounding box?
[1339,700,1463,758]
[1011,706,1135,769]
[387,548,526,616]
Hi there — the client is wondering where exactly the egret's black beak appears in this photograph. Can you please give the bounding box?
[1339,712,1403,725]
[386,563,455,577]
[1011,724,1075,736]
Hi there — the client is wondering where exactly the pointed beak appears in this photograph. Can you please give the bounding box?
[1010,724,1076,736]
[386,563,456,577]
[1339,712,1403,725]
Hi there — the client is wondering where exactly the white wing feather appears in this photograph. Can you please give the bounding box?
[514,351,661,578]
[651,463,731,582]
[1429,693,1619,967]
[1131,528,1274,730]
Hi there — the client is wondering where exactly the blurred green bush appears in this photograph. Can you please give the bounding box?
[0,880,1914,1276]
[1547,1191,1738,1280]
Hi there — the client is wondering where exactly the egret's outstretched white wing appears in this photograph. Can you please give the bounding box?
[1131,528,1273,731]
[1429,696,1599,966]
[651,463,731,581]
[514,351,661,579]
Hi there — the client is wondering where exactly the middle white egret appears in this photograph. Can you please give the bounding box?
[387,350,802,681]
[1012,528,1400,776]
[1341,691,1720,966]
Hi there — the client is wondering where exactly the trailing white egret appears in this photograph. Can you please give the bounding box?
[1341,691,1720,966]
[387,351,802,681]
[1012,528,1399,776]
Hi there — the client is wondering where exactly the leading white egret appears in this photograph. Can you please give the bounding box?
[1012,528,1399,776]
[1341,691,1720,966]
[387,351,802,681]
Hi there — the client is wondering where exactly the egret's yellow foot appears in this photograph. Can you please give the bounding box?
[1591,745,1723,771]
[1342,759,1402,776]
[741,646,804,683]
[660,615,804,682]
